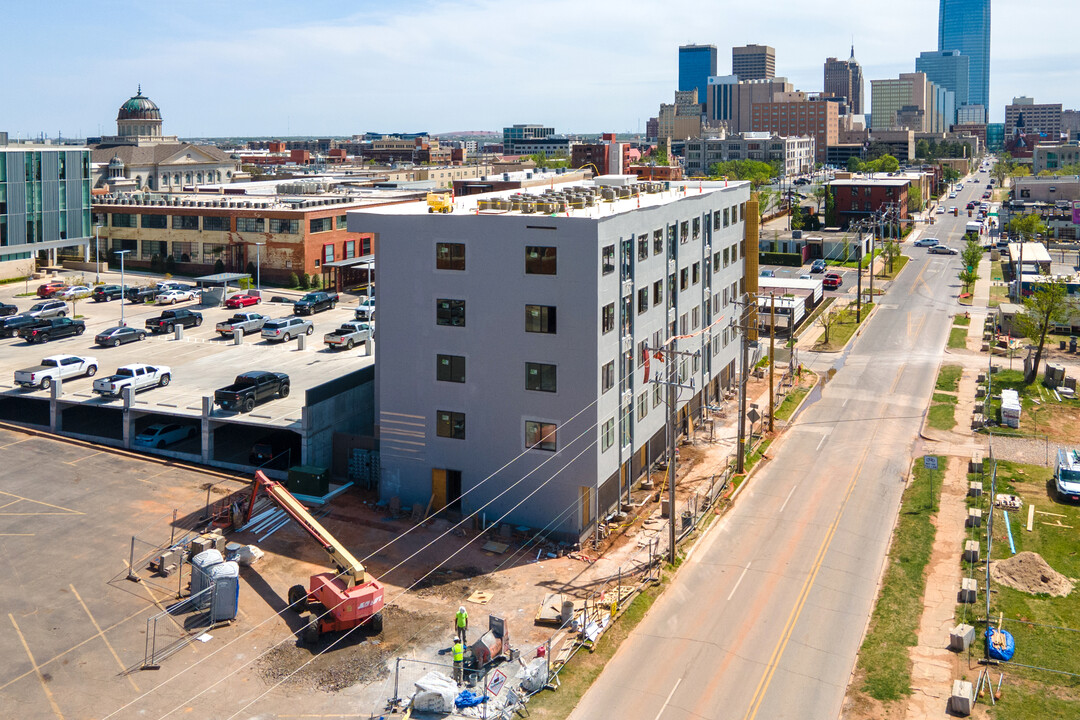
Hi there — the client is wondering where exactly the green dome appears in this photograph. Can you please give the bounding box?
[117,86,161,121]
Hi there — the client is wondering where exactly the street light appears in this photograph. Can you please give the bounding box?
[93,225,103,284]
[253,242,265,293]
[116,250,131,327]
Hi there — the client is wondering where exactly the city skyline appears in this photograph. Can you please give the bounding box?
[4,0,1078,138]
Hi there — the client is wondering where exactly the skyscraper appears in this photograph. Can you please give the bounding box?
[938,0,990,111]
[915,50,970,124]
[679,45,717,108]
[732,45,775,81]
[823,47,865,115]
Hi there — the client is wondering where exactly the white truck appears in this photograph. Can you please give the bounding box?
[93,364,171,398]
[216,312,268,337]
[323,321,371,350]
[14,355,99,390]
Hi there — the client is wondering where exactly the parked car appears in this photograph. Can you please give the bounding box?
[759,269,775,278]
[156,281,192,292]
[0,302,18,317]
[91,285,127,302]
[25,300,68,319]
[793,177,811,185]
[156,289,196,305]
[913,237,940,247]
[125,286,161,303]
[95,326,146,347]
[823,273,843,290]
[18,317,86,343]
[948,192,957,199]
[324,321,371,350]
[293,291,338,315]
[354,304,376,322]
[799,274,813,280]
[92,364,171,397]
[949,206,958,215]
[133,423,197,449]
[928,245,959,255]
[14,355,98,390]
[214,371,290,413]
[810,259,827,273]
[55,285,92,300]
[36,280,68,298]
[225,293,261,309]
[145,309,202,334]
[0,315,41,338]
[249,432,295,468]
[261,316,313,342]
[215,312,267,337]
[1055,449,1080,503]
[936,206,946,214]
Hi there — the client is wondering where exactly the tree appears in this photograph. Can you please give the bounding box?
[1009,213,1047,243]
[756,188,776,221]
[942,167,961,184]
[1015,281,1073,384]
[790,204,804,231]
[819,307,840,345]
[880,241,901,275]
[1009,164,1031,179]
[824,188,838,227]
[299,273,310,290]
[812,186,828,215]
[958,267,979,294]
[214,258,226,273]
[991,152,1013,187]
[908,192,924,214]
[915,139,931,159]
[960,239,984,275]
[709,159,776,188]
[877,154,900,173]
[846,156,863,173]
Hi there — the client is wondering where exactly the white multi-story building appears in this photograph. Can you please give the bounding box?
[684,132,815,176]
[349,177,749,540]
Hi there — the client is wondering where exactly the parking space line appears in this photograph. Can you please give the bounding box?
[62,451,104,466]
[70,585,140,691]
[8,613,66,720]
[0,490,82,515]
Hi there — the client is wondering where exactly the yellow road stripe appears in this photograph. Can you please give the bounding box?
[9,613,65,720]
[71,585,139,691]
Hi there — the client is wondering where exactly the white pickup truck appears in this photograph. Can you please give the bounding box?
[14,355,99,390]
[93,364,171,398]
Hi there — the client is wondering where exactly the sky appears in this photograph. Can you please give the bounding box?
[4,0,1078,139]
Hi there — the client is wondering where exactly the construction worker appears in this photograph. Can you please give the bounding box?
[452,637,464,684]
[455,605,468,644]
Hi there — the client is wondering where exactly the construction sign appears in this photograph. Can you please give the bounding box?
[487,668,507,696]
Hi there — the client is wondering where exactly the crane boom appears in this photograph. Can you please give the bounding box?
[245,471,369,587]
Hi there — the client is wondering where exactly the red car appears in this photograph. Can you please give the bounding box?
[36,280,68,298]
[823,273,843,290]
[225,293,260,309]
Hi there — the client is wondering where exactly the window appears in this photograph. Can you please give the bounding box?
[714,211,722,230]
[637,287,648,314]
[653,229,663,255]
[731,242,739,263]
[525,362,557,392]
[692,217,700,239]
[309,217,332,233]
[692,306,700,329]
[525,421,557,451]
[723,247,730,267]
[141,214,166,229]
[525,246,556,275]
[601,244,615,275]
[679,313,688,335]
[436,411,466,440]
[437,242,466,270]
[680,268,689,291]
[692,262,700,285]
[653,382,662,408]
[437,299,466,327]
[345,240,356,259]
[601,302,615,334]
[525,305,556,333]
[653,279,663,306]
[637,235,648,261]
[237,217,265,233]
[437,354,465,383]
[723,208,730,227]
[601,360,615,393]
[203,216,229,232]
[680,221,689,244]
[323,244,335,263]
[269,218,298,234]
[601,417,615,452]
[637,392,648,421]
[336,215,347,230]
[111,213,137,228]
[620,414,631,448]
[173,215,198,230]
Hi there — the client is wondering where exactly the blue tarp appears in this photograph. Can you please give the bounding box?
[455,690,488,708]
[986,628,1016,661]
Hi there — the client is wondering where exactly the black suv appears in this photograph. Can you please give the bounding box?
[18,317,86,343]
[0,315,39,338]
[92,285,127,302]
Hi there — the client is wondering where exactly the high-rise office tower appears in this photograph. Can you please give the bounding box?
[938,0,990,111]
[823,47,865,115]
[732,44,775,81]
[679,45,717,108]
[915,50,970,124]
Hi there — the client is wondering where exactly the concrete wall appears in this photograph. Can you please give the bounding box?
[0,256,35,281]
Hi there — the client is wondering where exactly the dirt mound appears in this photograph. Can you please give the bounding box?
[990,551,1074,597]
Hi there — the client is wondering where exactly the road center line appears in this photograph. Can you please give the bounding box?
[653,677,682,720]
[816,431,830,450]
[779,486,797,514]
[726,563,753,602]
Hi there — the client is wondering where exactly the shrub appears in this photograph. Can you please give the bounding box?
[214,259,226,274]
[758,252,803,267]
[300,273,310,290]
[149,254,163,273]
[311,274,321,289]
[246,261,257,277]
[165,255,176,274]
[288,272,299,288]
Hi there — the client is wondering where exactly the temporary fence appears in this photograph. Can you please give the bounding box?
[125,508,203,598]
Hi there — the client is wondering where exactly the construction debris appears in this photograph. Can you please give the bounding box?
[467,590,493,605]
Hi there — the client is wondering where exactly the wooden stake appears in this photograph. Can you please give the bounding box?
[1027,504,1034,532]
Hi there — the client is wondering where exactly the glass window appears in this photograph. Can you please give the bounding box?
[345,240,356,259]
[637,392,648,421]
[309,217,332,233]
[680,268,689,291]
[437,299,466,327]
[525,305,556,333]
[653,280,663,306]
[525,421,557,451]
[336,214,347,230]
[437,242,466,270]
[637,235,648,261]
[692,262,700,285]
[323,244,335,263]
[525,246,556,275]
[525,362,557,392]
[173,215,198,230]
[203,216,229,232]
[723,208,730,227]
[111,213,137,228]
[269,218,298,234]
[601,244,615,275]
[620,414,631,448]
[653,229,663,255]
[692,217,700,239]
[237,217,265,233]
[601,417,615,452]
[437,354,465,383]
[601,360,615,393]
[436,411,466,439]
[141,214,166,229]
[714,211,722,230]
[637,287,648,314]
[713,251,721,272]
[601,302,615,334]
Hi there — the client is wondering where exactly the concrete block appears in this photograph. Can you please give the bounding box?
[977,372,986,383]
[974,401,984,414]
[971,413,984,430]
[949,679,975,716]
[980,342,990,352]
[968,481,983,498]
[975,385,986,398]
[174,324,184,341]
[991,364,1001,374]
[964,540,980,563]
[233,330,243,345]
[967,508,982,527]
[949,623,976,651]
[959,577,978,603]
[969,453,983,473]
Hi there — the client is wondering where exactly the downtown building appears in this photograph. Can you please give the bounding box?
[679,44,718,111]
[938,0,991,118]
[349,177,750,540]
[870,72,953,133]
[732,44,776,81]
[684,132,814,177]
[823,49,866,116]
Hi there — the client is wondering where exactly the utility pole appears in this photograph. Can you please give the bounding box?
[736,298,751,473]
[769,293,776,433]
[855,225,863,323]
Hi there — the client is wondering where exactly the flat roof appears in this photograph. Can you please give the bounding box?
[829,177,911,187]
[322,255,374,269]
[1007,242,1052,262]
[194,272,251,283]
[758,277,823,291]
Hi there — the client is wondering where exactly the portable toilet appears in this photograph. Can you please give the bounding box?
[191,549,223,603]
[209,561,240,623]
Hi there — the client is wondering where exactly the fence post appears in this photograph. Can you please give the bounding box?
[127,536,137,581]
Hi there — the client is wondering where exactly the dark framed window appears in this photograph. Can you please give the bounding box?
[525,421,557,451]
[141,214,167,229]
[525,362,557,392]
[437,299,466,326]
[323,244,335,263]
[173,215,198,230]
[345,240,356,258]
[637,235,648,261]
[601,244,615,275]
[653,229,663,255]
[637,287,648,314]
[525,305,556,333]
[237,217,264,233]
[336,214,347,230]
[437,242,466,270]
[203,216,229,232]
[653,279,663,306]
[525,246,556,275]
[436,411,466,439]
[601,302,615,334]
[309,217,332,233]
[601,360,615,393]
[269,218,298,234]
[680,268,689,291]
[437,354,465,383]
[692,262,700,285]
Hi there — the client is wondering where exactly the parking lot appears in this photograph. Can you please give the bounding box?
[757,262,859,296]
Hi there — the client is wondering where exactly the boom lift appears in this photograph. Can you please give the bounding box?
[245,471,385,643]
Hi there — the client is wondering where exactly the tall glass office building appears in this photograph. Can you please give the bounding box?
[678,45,717,108]
[938,0,990,112]
[916,50,970,123]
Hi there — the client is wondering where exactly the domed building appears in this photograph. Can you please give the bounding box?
[91,87,242,192]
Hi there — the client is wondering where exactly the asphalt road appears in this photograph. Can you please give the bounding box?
[568,170,991,720]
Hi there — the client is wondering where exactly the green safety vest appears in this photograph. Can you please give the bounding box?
[453,642,464,662]
[456,610,468,628]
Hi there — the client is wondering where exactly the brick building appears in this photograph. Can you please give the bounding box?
[827,176,910,228]
[749,100,838,164]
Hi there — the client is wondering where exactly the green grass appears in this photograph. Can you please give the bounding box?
[744,438,773,473]
[827,248,879,269]
[927,402,958,431]
[953,315,971,327]
[935,365,962,392]
[989,285,1008,308]
[948,327,968,349]
[932,393,958,404]
[856,456,942,701]
[814,302,874,351]
[991,260,1004,282]
[774,384,811,421]
[876,254,909,280]
[979,369,1080,439]
[797,297,835,338]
